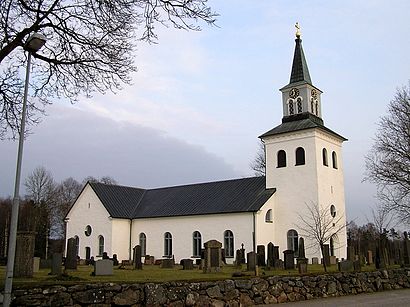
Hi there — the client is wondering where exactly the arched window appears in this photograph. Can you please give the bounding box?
[224,230,234,258]
[74,235,79,256]
[322,148,328,166]
[139,233,146,256]
[311,98,314,113]
[315,103,319,115]
[297,97,302,113]
[288,100,294,115]
[295,147,305,165]
[265,209,273,223]
[85,225,92,236]
[330,205,336,218]
[277,150,287,168]
[98,235,104,256]
[332,151,338,169]
[287,229,299,256]
[164,232,172,258]
[192,231,202,257]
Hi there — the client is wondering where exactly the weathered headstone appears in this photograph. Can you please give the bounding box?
[33,257,40,273]
[14,231,36,277]
[65,237,77,270]
[347,246,355,261]
[322,244,330,267]
[274,259,284,270]
[235,249,242,267]
[367,250,373,265]
[273,246,280,260]
[51,253,62,276]
[112,254,119,266]
[267,242,274,268]
[102,252,109,259]
[353,260,361,272]
[283,250,295,270]
[133,245,143,270]
[240,243,246,264]
[297,238,308,274]
[181,259,194,270]
[338,260,354,272]
[203,240,222,273]
[257,245,266,266]
[311,257,319,265]
[161,258,174,268]
[94,259,113,275]
[330,256,337,265]
[247,251,256,271]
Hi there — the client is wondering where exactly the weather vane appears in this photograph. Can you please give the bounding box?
[295,22,301,38]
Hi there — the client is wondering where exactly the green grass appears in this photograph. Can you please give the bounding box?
[0,263,397,288]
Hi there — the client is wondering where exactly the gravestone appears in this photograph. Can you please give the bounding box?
[144,255,155,265]
[267,242,274,268]
[338,260,354,272]
[14,231,36,277]
[102,252,109,259]
[203,240,222,273]
[311,257,319,265]
[329,256,337,265]
[257,245,266,266]
[353,260,361,272]
[347,246,355,261]
[33,257,40,273]
[94,259,113,275]
[112,254,119,266]
[181,259,194,270]
[51,253,62,276]
[161,258,174,268]
[240,243,246,264]
[133,245,143,270]
[367,250,373,265]
[274,259,284,270]
[296,238,308,274]
[402,232,410,266]
[65,237,77,270]
[322,244,330,267]
[247,251,256,271]
[221,248,226,264]
[235,249,242,267]
[273,246,280,260]
[283,250,295,270]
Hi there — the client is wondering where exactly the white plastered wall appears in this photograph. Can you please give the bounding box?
[264,128,347,260]
[131,212,255,264]
[65,184,113,259]
[254,194,276,247]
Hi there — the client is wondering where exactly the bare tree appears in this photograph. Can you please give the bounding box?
[364,82,410,224]
[24,166,55,205]
[250,140,266,176]
[82,175,117,186]
[297,202,347,272]
[0,0,217,139]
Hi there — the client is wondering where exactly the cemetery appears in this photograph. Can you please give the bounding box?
[1,236,410,306]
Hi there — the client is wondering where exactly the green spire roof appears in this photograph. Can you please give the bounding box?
[289,37,312,85]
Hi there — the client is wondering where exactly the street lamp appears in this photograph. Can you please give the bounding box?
[2,33,46,307]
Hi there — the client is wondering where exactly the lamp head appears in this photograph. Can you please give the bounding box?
[24,33,46,53]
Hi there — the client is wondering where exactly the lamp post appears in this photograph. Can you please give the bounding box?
[3,33,46,307]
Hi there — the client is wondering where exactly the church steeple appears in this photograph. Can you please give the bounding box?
[280,23,323,121]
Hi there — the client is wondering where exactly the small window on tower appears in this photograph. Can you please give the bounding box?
[297,97,302,113]
[277,150,287,168]
[322,148,328,166]
[289,100,294,115]
[315,103,319,115]
[295,147,305,165]
[311,98,314,113]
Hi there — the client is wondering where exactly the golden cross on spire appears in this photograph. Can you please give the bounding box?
[295,22,301,38]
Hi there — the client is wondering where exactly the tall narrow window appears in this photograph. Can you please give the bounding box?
[295,147,305,165]
[277,150,287,168]
[332,151,338,169]
[98,235,104,256]
[315,103,318,115]
[224,230,234,258]
[311,98,314,113]
[289,100,294,115]
[74,236,79,256]
[164,232,172,258]
[322,148,328,166]
[297,97,302,113]
[192,231,202,257]
[139,233,146,256]
[265,209,273,223]
[287,229,299,256]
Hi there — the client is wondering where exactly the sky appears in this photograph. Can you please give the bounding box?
[1,0,409,225]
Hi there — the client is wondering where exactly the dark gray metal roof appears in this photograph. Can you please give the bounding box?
[259,113,347,141]
[289,37,311,85]
[89,177,275,219]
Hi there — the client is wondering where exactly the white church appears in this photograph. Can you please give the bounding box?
[65,30,348,264]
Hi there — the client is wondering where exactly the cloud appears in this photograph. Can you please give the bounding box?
[0,104,240,197]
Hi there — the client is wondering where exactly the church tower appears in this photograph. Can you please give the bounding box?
[260,25,347,259]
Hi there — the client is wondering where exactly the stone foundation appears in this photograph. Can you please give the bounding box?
[8,268,410,306]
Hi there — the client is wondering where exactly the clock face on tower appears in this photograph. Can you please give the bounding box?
[289,88,299,99]
[311,89,318,99]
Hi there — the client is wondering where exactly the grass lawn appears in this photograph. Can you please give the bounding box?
[0,263,391,288]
